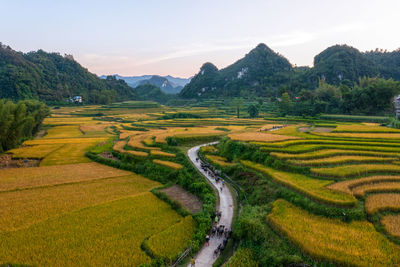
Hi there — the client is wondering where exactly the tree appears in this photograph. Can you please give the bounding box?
[278,92,292,116]
[248,104,260,118]
[231,98,244,118]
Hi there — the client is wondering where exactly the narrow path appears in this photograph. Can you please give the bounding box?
[187,142,234,267]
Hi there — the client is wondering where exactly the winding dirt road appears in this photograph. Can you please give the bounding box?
[187,143,234,267]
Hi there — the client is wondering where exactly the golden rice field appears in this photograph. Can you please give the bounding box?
[40,142,98,166]
[0,193,184,267]
[270,149,400,160]
[268,199,400,266]
[311,164,400,178]
[113,140,149,157]
[241,160,356,206]
[382,214,400,238]
[0,175,160,232]
[327,175,400,195]
[25,137,107,145]
[153,159,183,170]
[200,145,218,153]
[315,132,400,139]
[150,150,176,157]
[288,155,397,167]
[333,124,400,133]
[365,193,400,214]
[352,182,400,197]
[228,131,299,142]
[205,155,235,167]
[44,125,83,139]
[0,162,131,192]
[145,216,196,261]
[8,143,63,158]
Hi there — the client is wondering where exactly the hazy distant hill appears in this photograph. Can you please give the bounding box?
[180,43,400,99]
[101,74,191,94]
[0,43,138,104]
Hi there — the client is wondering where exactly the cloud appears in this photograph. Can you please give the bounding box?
[269,31,316,47]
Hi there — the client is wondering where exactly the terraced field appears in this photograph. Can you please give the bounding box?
[222,122,400,266]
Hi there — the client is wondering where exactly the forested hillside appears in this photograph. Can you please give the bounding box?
[0,44,138,104]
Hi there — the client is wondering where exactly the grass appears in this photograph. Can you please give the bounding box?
[43,125,83,139]
[382,214,400,238]
[205,154,235,166]
[0,193,182,267]
[288,155,397,167]
[365,193,400,214]
[144,216,196,261]
[8,143,63,158]
[228,131,299,142]
[225,248,258,267]
[327,175,400,195]
[311,164,400,178]
[270,149,399,160]
[241,160,356,206]
[153,159,183,170]
[268,199,400,266]
[0,162,131,192]
[0,175,160,232]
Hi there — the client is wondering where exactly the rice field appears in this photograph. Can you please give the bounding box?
[8,143,63,158]
[44,125,83,139]
[352,182,400,197]
[333,124,400,133]
[365,193,400,214]
[268,199,400,266]
[311,164,400,178]
[0,162,131,192]
[0,175,160,231]
[270,149,399,160]
[241,160,356,206]
[288,155,397,167]
[153,159,183,170]
[225,248,258,267]
[327,175,400,195]
[382,214,400,238]
[228,131,299,142]
[150,150,176,157]
[40,142,99,166]
[205,155,235,167]
[0,193,183,267]
[144,215,196,261]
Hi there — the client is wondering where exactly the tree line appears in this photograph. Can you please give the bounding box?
[0,100,49,152]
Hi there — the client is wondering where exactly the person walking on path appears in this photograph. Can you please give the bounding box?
[190,258,195,266]
[205,235,210,246]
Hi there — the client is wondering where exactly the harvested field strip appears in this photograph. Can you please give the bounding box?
[144,216,196,260]
[0,175,160,232]
[159,185,202,213]
[153,159,183,170]
[352,182,400,197]
[0,193,182,267]
[25,137,108,145]
[311,164,400,178]
[150,150,176,157]
[40,142,98,166]
[333,124,400,133]
[365,193,400,214]
[382,215,400,238]
[44,125,83,139]
[113,140,149,157]
[241,160,356,206]
[262,143,400,154]
[0,162,131,192]
[256,139,400,148]
[314,132,400,139]
[268,199,400,266]
[228,132,299,142]
[205,155,235,166]
[327,176,400,194]
[270,149,399,160]
[288,155,397,167]
[8,144,64,159]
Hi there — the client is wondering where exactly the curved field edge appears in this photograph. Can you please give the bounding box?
[268,199,400,267]
[241,160,356,207]
[0,193,183,267]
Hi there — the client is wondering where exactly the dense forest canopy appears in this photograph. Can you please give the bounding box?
[0,44,138,104]
[0,99,49,152]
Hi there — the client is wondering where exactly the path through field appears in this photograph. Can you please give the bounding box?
[187,143,234,267]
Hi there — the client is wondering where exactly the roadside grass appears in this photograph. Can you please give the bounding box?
[268,199,400,266]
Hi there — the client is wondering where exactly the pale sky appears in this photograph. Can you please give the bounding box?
[1,0,399,78]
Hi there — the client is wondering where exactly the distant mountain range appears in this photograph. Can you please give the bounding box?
[179,43,400,99]
[100,74,191,94]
